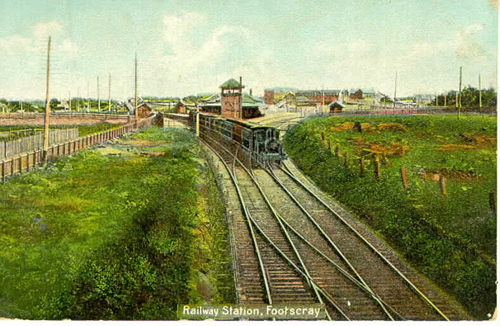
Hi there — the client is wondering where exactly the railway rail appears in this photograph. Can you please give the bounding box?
[197,126,468,320]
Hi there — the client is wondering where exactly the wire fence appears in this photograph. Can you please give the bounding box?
[1,114,157,181]
[0,112,129,120]
[1,129,79,160]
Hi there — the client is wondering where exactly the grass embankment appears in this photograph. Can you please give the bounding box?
[285,115,496,319]
[0,126,234,319]
[0,123,119,140]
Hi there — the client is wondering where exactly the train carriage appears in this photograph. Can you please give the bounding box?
[190,111,286,166]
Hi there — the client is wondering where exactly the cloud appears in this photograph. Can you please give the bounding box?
[0,21,76,57]
[163,11,205,55]
[0,35,32,55]
[347,40,374,54]
[57,39,78,57]
[149,11,276,95]
[456,23,486,59]
[33,21,62,41]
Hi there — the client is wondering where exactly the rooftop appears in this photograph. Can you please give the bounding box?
[220,78,244,89]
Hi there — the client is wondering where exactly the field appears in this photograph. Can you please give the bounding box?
[285,114,496,319]
[0,126,233,319]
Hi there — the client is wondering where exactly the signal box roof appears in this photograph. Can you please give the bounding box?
[220,78,244,89]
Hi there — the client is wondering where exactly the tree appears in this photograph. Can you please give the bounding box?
[380,96,393,104]
[482,88,497,107]
[50,98,61,110]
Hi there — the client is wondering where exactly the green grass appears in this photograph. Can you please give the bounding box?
[285,114,496,319]
[0,126,234,319]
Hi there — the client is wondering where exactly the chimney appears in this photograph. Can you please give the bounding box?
[250,88,253,96]
[239,76,242,88]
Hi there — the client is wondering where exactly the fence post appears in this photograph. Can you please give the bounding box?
[374,155,381,182]
[334,145,339,158]
[489,192,496,214]
[400,166,408,193]
[359,157,365,177]
[439,175,447,196]
[1,160,5,182]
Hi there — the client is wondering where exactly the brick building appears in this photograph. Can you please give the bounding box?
[198,78,265,119]
[220,78,244,119]
[264,88,340,105]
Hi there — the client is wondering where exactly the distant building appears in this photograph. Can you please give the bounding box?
[295,96,316,107]
[328,101,345,112]
[348,88,376,99]
[137,103,153,118]
[264,87,297,105]
[264,88,340,105]
[175,100,196,114]
[123,99,152,117]
[195,78,265,119]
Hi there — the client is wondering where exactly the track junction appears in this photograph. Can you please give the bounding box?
[195,115,469,321]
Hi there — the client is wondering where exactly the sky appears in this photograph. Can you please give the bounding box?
[0,0,497,100]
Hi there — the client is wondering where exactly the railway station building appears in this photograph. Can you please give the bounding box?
[197,78,266,119]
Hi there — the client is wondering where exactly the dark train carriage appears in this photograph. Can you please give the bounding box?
[226,118,284,164]
[222,120,233,140]
[190,111,286,165]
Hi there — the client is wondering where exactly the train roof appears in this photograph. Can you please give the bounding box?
[225,118,275,130]
[199,112,276,130]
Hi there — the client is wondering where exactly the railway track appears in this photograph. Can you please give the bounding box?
[199,132,468,320]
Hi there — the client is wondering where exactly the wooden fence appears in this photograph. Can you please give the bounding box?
[0,115,156,181]
[1,129,79,160]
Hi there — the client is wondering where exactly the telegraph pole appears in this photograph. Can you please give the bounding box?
[479,74,482,109]
[322,85,325,112]
[69,91,71,112]
[459,66,462,108]
[393,71,397,116]
[135,53,138,126]
[43,36,52,162]
[458,66,462,118]
[97,76,101,112]
[108,73,112,112]
[87,80,90,111]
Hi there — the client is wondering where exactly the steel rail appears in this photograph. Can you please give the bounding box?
[200,127,403,320]
[280,161,450,321]
[269,203,405,320]
[265,164,395,320]
[205,132,408,321]
[204,133,404,320]
[201,134,344,320]
[200,137,273,305]
[244,204,350,320]
[246,160,332,320]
